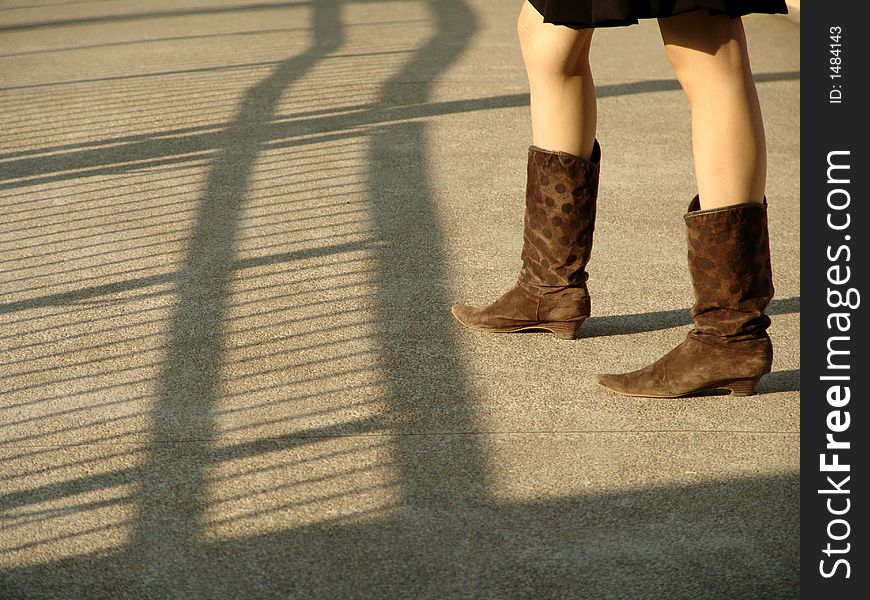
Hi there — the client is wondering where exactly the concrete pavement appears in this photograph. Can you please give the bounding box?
[0,1,799,598]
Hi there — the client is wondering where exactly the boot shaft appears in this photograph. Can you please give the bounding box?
[684,196,774,341]
[518,141,601,300]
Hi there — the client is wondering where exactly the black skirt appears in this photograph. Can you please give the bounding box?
[528,1,789,29]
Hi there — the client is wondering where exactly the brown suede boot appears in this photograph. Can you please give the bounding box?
[596,196,774,397]
[451,141,601,340]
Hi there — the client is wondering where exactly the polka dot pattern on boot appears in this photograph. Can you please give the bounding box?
[686,199,774,338]
[518,145,600,298]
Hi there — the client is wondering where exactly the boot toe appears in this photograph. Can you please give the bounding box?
[595,369,673,398]
[595,373,629,394]
[450,304,474,323]
[450,304,479,327]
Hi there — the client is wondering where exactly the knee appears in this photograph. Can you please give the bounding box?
[517,7,591,78]
[664,39,749,94]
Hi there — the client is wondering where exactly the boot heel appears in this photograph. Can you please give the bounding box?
[543,320,585,340]
[727,377,762,397]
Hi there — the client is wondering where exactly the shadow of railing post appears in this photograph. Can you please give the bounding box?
[129,1,344,594]
[367,1,483,509]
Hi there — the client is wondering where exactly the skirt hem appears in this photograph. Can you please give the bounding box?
[529,1,789,30]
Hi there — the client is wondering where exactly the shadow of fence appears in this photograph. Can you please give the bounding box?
[0,1,799,597]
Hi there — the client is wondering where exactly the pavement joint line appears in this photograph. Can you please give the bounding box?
[0,61,287,92]
[1,430,801,449]
[0,34,422,61]
[0,0,316,33]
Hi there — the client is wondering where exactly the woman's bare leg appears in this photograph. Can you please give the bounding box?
[517,0,596,158]
[659,11,767,209]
